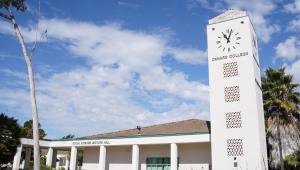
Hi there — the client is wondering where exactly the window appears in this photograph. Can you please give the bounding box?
[146,157,178,170]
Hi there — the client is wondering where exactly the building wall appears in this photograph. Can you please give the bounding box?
[207,14,268,169]
[106,145,132,170]
[82,147,100,170]
[139,144,170,170]
[140,143,211,170]
[82,146,132,170]
[178,143,211,170]
[82,143,211,170]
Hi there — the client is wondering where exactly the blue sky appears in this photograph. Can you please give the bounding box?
[0,0,300,138]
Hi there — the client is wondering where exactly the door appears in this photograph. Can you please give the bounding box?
[146,157,171,170]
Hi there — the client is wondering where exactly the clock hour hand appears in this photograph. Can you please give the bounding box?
[222,32,228,40]
[222,32,231,44]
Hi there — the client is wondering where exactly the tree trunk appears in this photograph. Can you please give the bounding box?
[8,8,41,170]
[277,119,284,170]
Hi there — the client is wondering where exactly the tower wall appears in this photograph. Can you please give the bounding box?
[207,13,268,170]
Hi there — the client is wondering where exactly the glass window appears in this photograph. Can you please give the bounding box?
[146,157,177,170]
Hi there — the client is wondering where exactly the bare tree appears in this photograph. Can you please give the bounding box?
[0,1,43,169]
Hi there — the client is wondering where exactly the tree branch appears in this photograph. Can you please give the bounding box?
[0,12,12,20]
[30,29,47,58]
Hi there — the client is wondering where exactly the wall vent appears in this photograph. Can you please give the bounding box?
[226,112,242,128]
[223,62,238,78]
[227,139,244,156]
[224,86,240,102]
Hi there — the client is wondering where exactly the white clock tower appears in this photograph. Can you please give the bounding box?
[207,10,268,169]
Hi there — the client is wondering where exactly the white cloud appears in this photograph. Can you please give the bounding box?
[139,66,209,102]
[168,48,207,65]
[0,69,28,87]
[0,68,27,80]
[0,20,46,43]
[275,36,300,61]
[0,88,30,112]
[117,1,140,9]
[0,20,14,35]
[195,0,280,43]
[284,0,300,13]
[286,59,300,83]
[192,0,224,12]
[1,19,207,66]
[288,17,300,31]
[223,0,279,43]
[0,19,209,138]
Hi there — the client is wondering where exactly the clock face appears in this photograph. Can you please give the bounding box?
[216,29,241,52]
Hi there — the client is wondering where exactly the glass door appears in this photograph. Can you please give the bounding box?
[146,157,172,170]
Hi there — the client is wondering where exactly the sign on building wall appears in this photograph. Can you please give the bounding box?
[72,140,110,146]
[207,10,268,170]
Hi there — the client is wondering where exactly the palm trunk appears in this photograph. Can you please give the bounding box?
[277,119,284,170]
[8,7,41,170]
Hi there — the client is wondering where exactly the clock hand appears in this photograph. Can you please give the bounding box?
[222,32,229,41]
[227,29,233,43]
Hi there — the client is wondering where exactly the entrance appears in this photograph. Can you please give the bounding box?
[146,157,170,170]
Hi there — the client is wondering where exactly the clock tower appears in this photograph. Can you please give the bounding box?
[207,10,268,169]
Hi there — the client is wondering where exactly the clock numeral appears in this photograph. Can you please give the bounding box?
[223,47,226,51]
[226,29,230,33]
[232,46,236,49]
[218,45,222,48]
[216,41,221,44]
[236,37,241,40]
[228,47,230,52]
[235,33,239,35]
[236,42,240,45]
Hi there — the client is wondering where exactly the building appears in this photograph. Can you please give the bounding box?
[13,119,211,170]
[207,10,268,169]
[11,10,268,170]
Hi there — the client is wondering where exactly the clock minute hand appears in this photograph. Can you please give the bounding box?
[227,29,233,43]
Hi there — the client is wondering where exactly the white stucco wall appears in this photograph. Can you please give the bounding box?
[207,13,268,169]
[106,145,132,170]
[81,143,211,170]
[178,143,211,170]
[82,146,132,170]
[140,143,211,170]
[82,143,211,170]
[82,147,100,170]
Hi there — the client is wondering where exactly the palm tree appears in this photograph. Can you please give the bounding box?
[262,67,300,170]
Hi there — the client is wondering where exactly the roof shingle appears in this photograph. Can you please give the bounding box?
[82,119,210,139]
